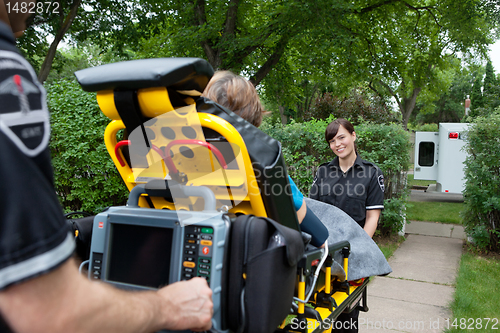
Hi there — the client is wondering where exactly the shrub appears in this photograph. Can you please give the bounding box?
[303,88,399,125]
[407,123,439,132]
[262,117,411,236]
[354,121,411,236]
[462,111,500,253]
[47,79,128,213]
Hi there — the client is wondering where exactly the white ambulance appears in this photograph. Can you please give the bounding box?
[413,123,469,194]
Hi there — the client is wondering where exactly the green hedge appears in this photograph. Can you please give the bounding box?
[47,79,128,214]
[261,116,411,236]
[46,80,411,236]
[462,111,500,252]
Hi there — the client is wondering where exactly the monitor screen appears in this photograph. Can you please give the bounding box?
[107,223,173,289]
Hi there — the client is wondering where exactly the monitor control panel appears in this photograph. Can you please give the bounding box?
[182,225,215,283]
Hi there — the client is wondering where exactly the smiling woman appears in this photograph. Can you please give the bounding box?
[309,117,385,332]
[310,118,384,238]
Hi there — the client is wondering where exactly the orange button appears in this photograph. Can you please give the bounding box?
[188,240,195,243]
[200,240,212,246]
[183,261,195,268]
[202,247,210,255]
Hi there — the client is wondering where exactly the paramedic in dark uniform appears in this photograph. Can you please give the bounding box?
[0,2,213,332]
[309,118,384,332]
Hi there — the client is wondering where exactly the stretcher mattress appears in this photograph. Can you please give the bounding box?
[305,198,392,281]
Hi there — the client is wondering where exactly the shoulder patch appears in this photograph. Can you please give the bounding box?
[0,51,49,157]
[378,174,385,192]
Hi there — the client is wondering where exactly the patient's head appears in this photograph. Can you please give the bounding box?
[202,71,264,127]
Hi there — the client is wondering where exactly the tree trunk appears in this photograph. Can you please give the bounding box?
[249,34,290,86]
[400,87,422,130]
[278,105,287,125]
[371,79,422,130]
[37,0,82,83]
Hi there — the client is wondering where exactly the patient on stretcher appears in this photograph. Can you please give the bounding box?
[202,70,328,248]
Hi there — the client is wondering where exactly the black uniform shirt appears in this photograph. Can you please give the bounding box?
[0,21,74,294]
[309,155,384,228]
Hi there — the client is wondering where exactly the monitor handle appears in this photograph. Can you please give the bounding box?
[127,179,217,211]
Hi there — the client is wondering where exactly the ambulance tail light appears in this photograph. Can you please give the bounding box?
[449,132,459,139]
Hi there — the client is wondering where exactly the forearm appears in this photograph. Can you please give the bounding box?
[72,275,167,333]
[363,209,381,238]
[0,258,167,333]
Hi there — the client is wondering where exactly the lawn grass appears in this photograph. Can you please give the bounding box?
[406,201,463,224]
[407,174,436,187]
[447,251,500,332]
[374,235,405,259]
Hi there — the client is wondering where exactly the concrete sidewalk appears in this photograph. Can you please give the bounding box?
[359,221,464,332]
[406,221,465,240]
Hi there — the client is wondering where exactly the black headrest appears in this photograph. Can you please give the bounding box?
[74,58,214,93]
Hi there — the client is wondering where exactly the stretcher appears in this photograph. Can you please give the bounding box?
[74,58,369,333]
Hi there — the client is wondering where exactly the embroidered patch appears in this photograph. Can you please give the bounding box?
[378,174,385,192]
[0,51,49,157]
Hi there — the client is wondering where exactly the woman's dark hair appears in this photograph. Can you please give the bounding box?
[325,118,355,142]
[325,118,358,154]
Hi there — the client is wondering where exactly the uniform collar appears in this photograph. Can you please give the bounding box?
[0,21,19,54]
[0,22,16,45]
[328,155,363,170]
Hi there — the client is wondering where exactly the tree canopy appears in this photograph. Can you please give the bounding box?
[20,0,499,127]
[18,0,169,82]
[135,0,496,127]
[342,0,494,128]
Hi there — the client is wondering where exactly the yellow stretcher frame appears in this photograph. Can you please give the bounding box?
[83,59,368,333]
[103,113,267,217]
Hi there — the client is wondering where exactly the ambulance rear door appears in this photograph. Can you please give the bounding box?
[414,131,439,181]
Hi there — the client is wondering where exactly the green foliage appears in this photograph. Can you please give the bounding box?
[17,0,163,82]
[378,198,407,236]
[341,0,494,128]
[262,117,411,236]
[470,76,485,112]
[462,111,500,253]
[407,123,439,132]
[46,79,128,214]
[355,121,411,235]
[410,64,477,125]
[483,61,497,96]
[133,0,496,130]
[304,88,399,125]
[45,43,136,83]
[355,122,411,196]
[482,61,500,111]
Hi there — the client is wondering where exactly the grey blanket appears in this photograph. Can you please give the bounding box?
[305,198,392,281]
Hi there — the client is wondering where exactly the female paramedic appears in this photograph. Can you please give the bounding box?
[309,118,384,333]
[309,118,384,238]
[202,71,329,248]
